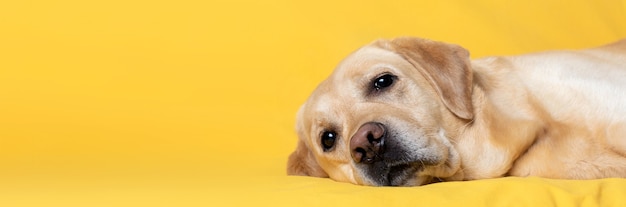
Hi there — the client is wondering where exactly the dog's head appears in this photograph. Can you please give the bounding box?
[287,37,474,186]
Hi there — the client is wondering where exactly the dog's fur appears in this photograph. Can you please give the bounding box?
[287,37,626,186]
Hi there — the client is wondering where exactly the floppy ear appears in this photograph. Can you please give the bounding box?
[287,140,328,177]
[379,37,474,120]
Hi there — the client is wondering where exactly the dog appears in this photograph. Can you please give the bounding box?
[286,37,626,186]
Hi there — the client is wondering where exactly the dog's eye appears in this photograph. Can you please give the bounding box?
[321,131,337,151]
[373,74,396,90]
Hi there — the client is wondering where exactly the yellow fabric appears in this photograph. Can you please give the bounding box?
[0,0,625,206]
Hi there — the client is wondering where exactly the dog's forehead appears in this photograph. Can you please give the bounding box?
[333,45,404,78]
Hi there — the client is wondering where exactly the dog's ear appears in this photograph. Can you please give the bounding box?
[378,37,474,120]
[287,140,328,177]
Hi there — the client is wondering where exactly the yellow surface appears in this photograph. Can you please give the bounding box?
[0,0,625,206]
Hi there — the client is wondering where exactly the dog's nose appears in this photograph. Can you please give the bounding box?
[350,122,386,164]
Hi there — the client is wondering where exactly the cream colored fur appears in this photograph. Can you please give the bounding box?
[288,37,626,186]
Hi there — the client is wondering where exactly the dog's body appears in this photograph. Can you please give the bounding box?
[288,37,626,186]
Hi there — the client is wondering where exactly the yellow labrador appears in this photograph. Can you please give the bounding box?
[287,37,626,186]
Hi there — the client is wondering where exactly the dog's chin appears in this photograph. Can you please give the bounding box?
[392,175,435,187]
[386,163,422,186]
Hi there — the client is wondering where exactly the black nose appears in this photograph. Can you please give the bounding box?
[350,122,386,163]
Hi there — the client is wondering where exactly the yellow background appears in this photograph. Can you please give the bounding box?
[1,0,625,206]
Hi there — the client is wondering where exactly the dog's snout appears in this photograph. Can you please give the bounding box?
[350,122,386,163]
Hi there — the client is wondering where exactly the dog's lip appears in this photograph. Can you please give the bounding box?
[385,162,421,186]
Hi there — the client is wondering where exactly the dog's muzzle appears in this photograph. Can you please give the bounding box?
[349,122,428,186]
